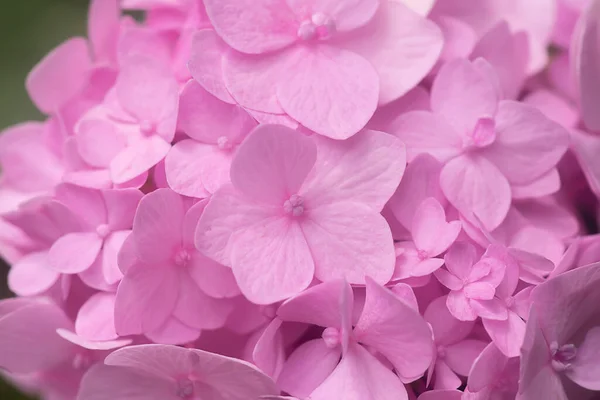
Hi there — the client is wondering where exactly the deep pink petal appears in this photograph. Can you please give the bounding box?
[467,342,508,393]
[444,339,487,376]
[277,339,341,398]
[204,0,298,54]
[418,390,462,400]
[276,46,379,139]
[567,326,600,390]
[253,319,285,379]
[230,217,314,304]
[302,129,406,211]
[354,277,434,382]
[337,0,442,104]
[230,124,317,204]
[26,38,92,113]
[310,342,408,400]
[433,360,462,390]
[302,202,395,285]
[440,154,511,231]
[114,263,179,336]
[431,58,499,135]
[482,311,525,358]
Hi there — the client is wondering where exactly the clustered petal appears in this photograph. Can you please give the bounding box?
[1,0,600,399]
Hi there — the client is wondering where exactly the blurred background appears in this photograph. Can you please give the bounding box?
[1,1,89,398]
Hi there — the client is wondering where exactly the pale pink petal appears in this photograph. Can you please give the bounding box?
[76,292,119,341]
[354,277,434,382]
[524,90,579,129]
[440,154,511,231]
[434,16,477,63]
[277,280,353,330]
[367,86,430,132]
[302,129,406,210]
[115,55,179,126]
[431,58,499,135]
[55,182,108,227]
[434,268,463,291]
[483,101,570,185]
[132,188,184,264]
[0,301,75,374]
[464,282,495,300]
[444,340,487,376]
[443,242,478,280]
[145,317,201,345]
[482,311,525,357]
[164,140,214,198]
[204,0,298,54]
[8,252,60,297]
[303,202,395,285]
[114,263,179,336]
[424,296,475,346]
[188,30,235,104]
[230,124,317,204]
[195,185,278,266]
[110,136,171,184]
[446,291,477,321]
[310,342,408,400]
[338,0,443,104]
[411,258,446,277]
[178,80,256,144]
[26,38,92,113]
[470,298,508,321]
[48,232,103,274]
[277,339,341,398]
[467,342,508,393]
[56,329,131,350]
[567,326,600,390]
[102,189,143,231]
[102,230,129,285]
[511,168,561,199]
[412,197,461,256]
[389,111,462,162]
[276,46,379,139]
[88,0,119,64]
[230,218,314,304]
[188,255,241,299]
[76,119,126,168]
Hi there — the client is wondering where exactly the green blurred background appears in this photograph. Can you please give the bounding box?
[0,1,90,398]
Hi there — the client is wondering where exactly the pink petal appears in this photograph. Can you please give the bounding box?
[56,329,131,351]
[303,129,406,211]
[418,390,462,400]
[253,319,285,379]
[467,342,508,393]
[114,263,179,336]
[48,232,103,274]
[338,0,443,104]
[76,119,126,168]
[387,154,445,229]
[444,339,487,377]
[165,140,215,198]
[110,136,171,184]
[443,242,478,280]
[470,298,508,321]
[412,197,461,257]
[0,301,75,374]
[8,251,60,297]
[482,311,526,358]
[277,339,341,398]
[286,0,379,32]
[26,38,92,113]
[434,268,463,291]
[567,326,600,390]
[146,316,201,345]
[102,189,143,231]
[434,16,477,64]
[277,280,353,330]
[55,182,108,227]
[511,168,561,199]
[431,59,499,135]
[463,282,495,300]
[302,202,395,285]
[195,185,278,266]
[230,124,317,204]
[88,0,119,64]
[354,277,434,381]
[101,231,128,284]
[204,0,298,54]
[115,55,179,127]
[433,360,462,390]
[230,217,314,304]
[178,80,256,144]
[389,111,462,162]
[188,30,235,104]
[276,46,380,139]
[446,291,477,321]
[440,154,511,231]
[310,342,408,400]
[424,296,475,346]
[76,292,119,341]
[188,254,241,299]
[131,188,184,264]
[411,258,446,277]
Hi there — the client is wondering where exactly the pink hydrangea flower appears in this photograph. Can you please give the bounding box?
[193,0,443,138]
[392,58,570,230]
[464,342,519,399]
[195,124,406,304]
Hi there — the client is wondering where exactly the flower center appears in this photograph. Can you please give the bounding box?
[550,342,577,372]
[176,378,194,399]
[297,13,336,41]
[173,248,192,267]
[96,224,110,239]
[140,120,156,136]
[322,327,341,349]
[283,194,305,217]
[217,136,233,151]
[463,117,496,150]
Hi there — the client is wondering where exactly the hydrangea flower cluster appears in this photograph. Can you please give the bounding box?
[2,0,600,399]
